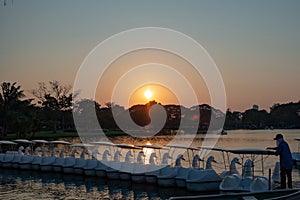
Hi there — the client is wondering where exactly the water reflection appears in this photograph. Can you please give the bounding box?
[0,169,201,200]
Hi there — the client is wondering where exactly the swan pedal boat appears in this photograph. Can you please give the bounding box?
[219,149,277,193]
[292,138,300,167]
[168,188,300,200]
[185,169,222,192]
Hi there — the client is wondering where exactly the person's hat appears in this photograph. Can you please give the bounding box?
[274,133,283,140]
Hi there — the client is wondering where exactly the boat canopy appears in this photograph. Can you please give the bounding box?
[50,141,72,145]
[32,140,49,144]
[198,146,228,152]
[116,144,141,149]
[89,141,115,146]
[138,144,167,149]
[13,139,34,144]
[228,148,275,155]
[70,143,94,147]
[167,144,198,151]
[0,141,17,145]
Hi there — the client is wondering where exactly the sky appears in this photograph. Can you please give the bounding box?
[0,0,300,111]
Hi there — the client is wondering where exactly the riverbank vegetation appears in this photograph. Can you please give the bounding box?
[1,81,299,139]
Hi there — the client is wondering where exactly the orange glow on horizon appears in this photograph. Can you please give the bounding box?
[129,84,180,106]
[95,49,210,108]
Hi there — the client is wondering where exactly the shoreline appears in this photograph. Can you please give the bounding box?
[3,128,300,141]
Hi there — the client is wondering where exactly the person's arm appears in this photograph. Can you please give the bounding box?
[274,143,282,156]
[266,147,277,155]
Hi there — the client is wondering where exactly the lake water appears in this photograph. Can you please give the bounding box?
[1,129,300,199]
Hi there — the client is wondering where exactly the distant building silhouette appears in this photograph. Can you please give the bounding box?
[252,104,259,111]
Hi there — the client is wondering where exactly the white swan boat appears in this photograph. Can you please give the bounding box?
[62,149,78,174]
[83,159,98,176]
[40,148,58,172]
[156,154,185,187]
[220,159,271,192]
[131,150,147,183]
[95,150,110,178]
[119,151,134,180]
[11,146,32,168]
[113,144,142,181]
[19,147,41,170]
[106,150,123,179]
[83,149,100,176]
[72,145,91,175]
[185,156,222,192]
[89,141,115,178]
[0,140,17,165]
[1,146,24,168]
[219,157,241,178]
[31,147,48,170]
[292,138,300,167]
[156,166,179,187]
[220,149,277,193]
[10,146,24,169]
[145,152,171,184]
[186,169,222,192]
[52,148,66,172]
[175,155,206,188]
[169,189,300,200]
[167,145,200,168]
[155,144,203,188]
[19,139,48,170]
[12,146,30,168]
[50,140,71,172]
[133,144,169,184]
[1,152,15,168]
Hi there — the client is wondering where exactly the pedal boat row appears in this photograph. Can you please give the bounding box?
[0,140,280,192]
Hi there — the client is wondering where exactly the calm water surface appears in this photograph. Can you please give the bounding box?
[1,129,300,199]
[0,169,195,200]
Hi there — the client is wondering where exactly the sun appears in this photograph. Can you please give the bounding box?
[144,89,153,100]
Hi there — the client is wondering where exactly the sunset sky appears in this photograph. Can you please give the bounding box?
[1,0,299,111]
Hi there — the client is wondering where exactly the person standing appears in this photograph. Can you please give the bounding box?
[268,133,293,189]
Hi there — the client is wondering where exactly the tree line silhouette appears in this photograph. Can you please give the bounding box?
[0,81,299,139]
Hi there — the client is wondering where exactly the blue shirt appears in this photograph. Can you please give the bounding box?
[275,139,293,169]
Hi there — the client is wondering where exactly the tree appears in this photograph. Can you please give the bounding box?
[269,102,300,128]
[242,109,269,129]
[98,102,124,130]
[73,99,101,131]
[31,81,74,132]
[32,81,73,110]
[225,109,242,129]
[0,82,25,137]
[0,82,34,138]
[0,82,25,106]
[164,104,181,130]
